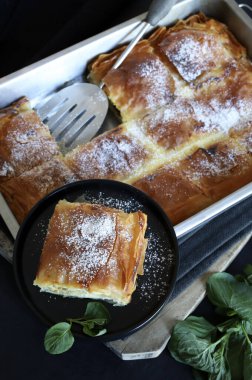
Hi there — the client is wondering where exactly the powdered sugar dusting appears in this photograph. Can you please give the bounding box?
[0,116,59,180]
[130,58,174,110]
[76,191,143,213]
[139,94,251,144]
[16,158,76,195]
[70,133,147,180]
[55,211,116,284]
[190,99,239,134]
[138,231,175,303]
[0,161,13,177]
[161,34,217,82]
[181,142,246,182]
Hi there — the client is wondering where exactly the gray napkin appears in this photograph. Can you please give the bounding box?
[171,196,252,300]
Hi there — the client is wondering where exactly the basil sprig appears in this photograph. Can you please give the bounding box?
[44,302,110,354]
[168,266,252,380]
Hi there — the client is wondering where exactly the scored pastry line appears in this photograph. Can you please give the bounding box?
[122,130,227,184]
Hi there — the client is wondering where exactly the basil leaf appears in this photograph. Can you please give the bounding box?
[236,265,252,285]
[243,343,252,380]
[83,320,95,329]
[235,274,246,283]
[83,324,107,337]
[84,302,110,323]
[208,337,231,380]
[217,319,240,334]
[206,273,252,320]
[168,317,218,373]
[244,264,252,277]
[44,322,74,354]
[244,320,252,336]
[180,316,217,339]
[90,318,109,326]
[208,366,231,380]
[226,332,245,380]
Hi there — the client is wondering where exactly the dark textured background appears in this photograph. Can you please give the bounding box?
[0,1,251,379]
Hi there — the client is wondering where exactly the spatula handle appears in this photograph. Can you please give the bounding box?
[99,0,176,85]
[146,0,177,26]
[107,22,150,73]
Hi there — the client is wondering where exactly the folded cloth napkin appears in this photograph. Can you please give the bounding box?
[170,196,252,301]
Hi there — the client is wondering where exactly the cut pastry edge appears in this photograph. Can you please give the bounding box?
[33,200,148,306]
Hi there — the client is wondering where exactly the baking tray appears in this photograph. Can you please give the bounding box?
[0,0,252,263]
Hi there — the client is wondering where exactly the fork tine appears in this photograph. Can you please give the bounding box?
[37,83,108,149]
[46,100,75,130]
[56,109,96,144]
[37,93,68,121]
[51,103,88,139]
[64,111,107,149]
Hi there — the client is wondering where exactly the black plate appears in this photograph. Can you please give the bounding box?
[13,179,179,341]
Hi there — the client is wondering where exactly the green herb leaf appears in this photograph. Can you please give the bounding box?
[244,264,252,277]
[44,322,74,354]
[226,332,245,380]
[83,320,95,329]
[243,320,252,336]
[84,302,110,323]
[243,265,252,286]
[236,264,252,285]
[169,268,252,379]
[209,336,231,380]
[168,316,218,373]
[44,302,110,355]
[217,319,240,334]
[184,316,217,339]
[206,273,252,320]
[243,343,252,380]
[83,324,107,337]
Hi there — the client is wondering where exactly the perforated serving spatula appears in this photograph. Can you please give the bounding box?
[36,0,177,151]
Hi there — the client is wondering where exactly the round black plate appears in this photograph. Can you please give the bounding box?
[13,179,179,341]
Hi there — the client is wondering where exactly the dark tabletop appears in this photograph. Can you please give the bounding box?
[0,1,251,379]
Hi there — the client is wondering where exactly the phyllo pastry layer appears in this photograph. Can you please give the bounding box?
[88,39,177,122]
[1,13,251,229]
[0,97,60,183]
[33,200,148,306]
[133,134,252,224]
[0,158,77,224]
[88,13,247,122]
[64,124,155,182]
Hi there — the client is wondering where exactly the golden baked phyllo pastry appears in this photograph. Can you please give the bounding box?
[1,13,252,229]
[0,97,60,183]
[88,39,176,122]
[88,13,247,122]
[34,200,148,306]
[0,158,77,224]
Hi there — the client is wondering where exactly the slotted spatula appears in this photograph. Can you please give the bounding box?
[35,0,176,151]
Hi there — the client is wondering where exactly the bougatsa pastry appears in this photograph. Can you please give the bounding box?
[0,97,60,183]
[152,13,246,84]
[133,165,213,226]
[65,124,153,182]
[133,133,252,224]
[1,13,252,227]
[33,200,148,306]
[0,158,77,224]
[88,38,177,122]
[88,13,246,121]
[176,134,252,201]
